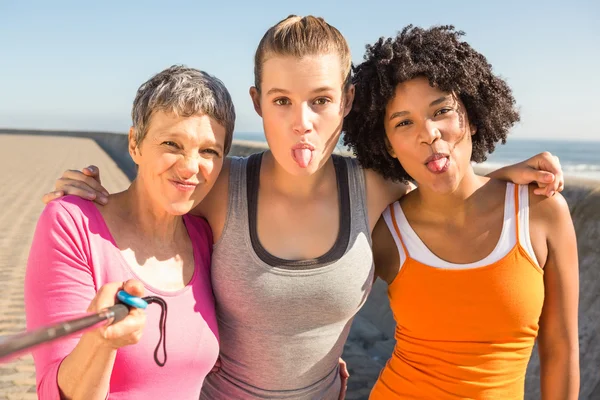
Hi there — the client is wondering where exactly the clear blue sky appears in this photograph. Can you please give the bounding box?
[1,0,598,141]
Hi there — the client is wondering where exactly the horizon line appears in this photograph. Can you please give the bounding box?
[0,127,598,143]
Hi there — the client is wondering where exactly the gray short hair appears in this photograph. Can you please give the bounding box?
[132,65,236,154]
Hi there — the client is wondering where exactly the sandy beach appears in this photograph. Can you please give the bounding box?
[0,134,129,399]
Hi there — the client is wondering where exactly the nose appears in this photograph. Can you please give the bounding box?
[420,118,442,145]
[292,103,314,135]
[177,153,201,179]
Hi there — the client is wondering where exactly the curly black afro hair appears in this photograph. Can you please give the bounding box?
[343,25,520,182]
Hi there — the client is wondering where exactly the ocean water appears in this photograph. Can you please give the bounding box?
[233,132,600,181]
[478,139,600,180]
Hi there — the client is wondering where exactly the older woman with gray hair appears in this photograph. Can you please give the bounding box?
[25,65,235,400]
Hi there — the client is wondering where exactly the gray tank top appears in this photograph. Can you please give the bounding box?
[200,153,373,400]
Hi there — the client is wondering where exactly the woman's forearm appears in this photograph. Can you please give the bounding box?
[57,332,117,400]
[540,348,580,400]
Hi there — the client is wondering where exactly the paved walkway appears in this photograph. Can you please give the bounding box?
[0,133,130,399]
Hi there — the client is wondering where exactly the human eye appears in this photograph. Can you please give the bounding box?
[273,97,291,106]
[201,148,221,157]
[162,141,179,148]
[434,107,454,117]
[395,120,412,128]
[313,97,331,106]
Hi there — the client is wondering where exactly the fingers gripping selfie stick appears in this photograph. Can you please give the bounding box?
[0,291,148,363]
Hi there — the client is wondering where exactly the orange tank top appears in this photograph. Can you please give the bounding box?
[370,184,544,400]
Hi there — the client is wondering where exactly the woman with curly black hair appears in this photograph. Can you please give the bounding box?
[344,26,579,399]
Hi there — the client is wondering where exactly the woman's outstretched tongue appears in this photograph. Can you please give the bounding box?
[293,148,312,168]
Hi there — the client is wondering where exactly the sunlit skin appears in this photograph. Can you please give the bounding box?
[250,54,354,179]
[380,77,508,267]
[237,54,357,262]
[385,76,478,196]
[98,111,227,286]
[129,111,226,217]
[374,77,507,275]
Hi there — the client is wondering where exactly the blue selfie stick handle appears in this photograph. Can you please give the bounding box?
[117,290,148,310]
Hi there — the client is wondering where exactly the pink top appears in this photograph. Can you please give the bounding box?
[25,196,219,400]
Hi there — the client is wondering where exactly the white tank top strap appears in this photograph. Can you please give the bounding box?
[382,203,408,268]
[516,184,540,266]
[383,183,540,271]
[383,183,538,271]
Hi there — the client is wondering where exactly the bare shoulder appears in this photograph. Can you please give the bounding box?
[363,167,413,231]
[191,156,231,217]
[527,183,576,268]
[364,168,412,202]
[527,183,572,227]
[372,211,401,285]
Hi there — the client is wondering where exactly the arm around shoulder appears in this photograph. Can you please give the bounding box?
[190,157,232,244]
[194,156,231,213]
[364,168,414,232]
[372,214,401,285]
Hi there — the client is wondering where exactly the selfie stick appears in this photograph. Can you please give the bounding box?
[0,291,147,362]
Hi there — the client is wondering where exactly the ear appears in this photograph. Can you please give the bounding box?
[384,136,397,159]
[470,123,478,136]
[342,84,355,118]
[249,86,262,117]
[128,126,141,164]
